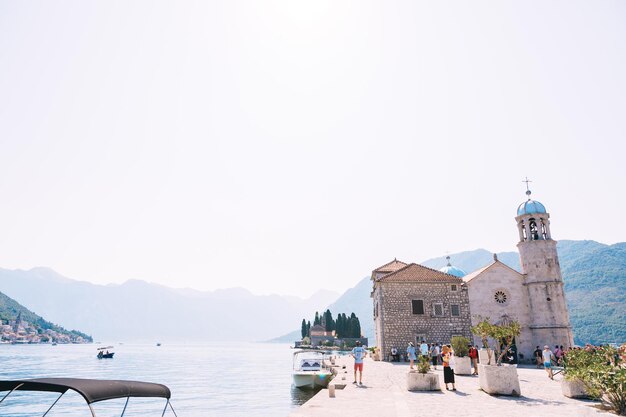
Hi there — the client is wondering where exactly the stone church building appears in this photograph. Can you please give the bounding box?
[371,260,474,359]
[372,188,574,362]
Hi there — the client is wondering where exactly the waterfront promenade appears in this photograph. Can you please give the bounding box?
[289,356,608,417]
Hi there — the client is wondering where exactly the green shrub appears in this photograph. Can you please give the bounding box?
[451,336,470,357]
[417,356,431,374]
[564,345,626,415]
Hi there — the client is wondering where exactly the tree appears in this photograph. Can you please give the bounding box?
[314,311,320,326]
[471,316,521,365]
[353,316,361,338]
[324,309,335,332]
[335,313,343,337]
[306,321,311,336]
[301,319,307,339]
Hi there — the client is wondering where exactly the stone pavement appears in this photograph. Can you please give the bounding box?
[288,356,608,417]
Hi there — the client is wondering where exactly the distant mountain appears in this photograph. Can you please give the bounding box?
[0,268,338,342]
[308,240,625,346]
[557,241,626,345]
[0,291,92,343]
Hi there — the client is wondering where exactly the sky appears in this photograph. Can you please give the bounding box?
[0,1,624,297]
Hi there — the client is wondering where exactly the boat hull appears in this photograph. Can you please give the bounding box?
[293,372,331,389]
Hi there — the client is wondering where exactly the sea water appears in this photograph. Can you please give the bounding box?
[0,342,321,417]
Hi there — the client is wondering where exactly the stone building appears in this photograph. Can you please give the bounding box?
[371,261,473,360]
[372,186,574,363]
[463,189,574,361]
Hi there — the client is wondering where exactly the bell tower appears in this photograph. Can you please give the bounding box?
[516,179,574,348]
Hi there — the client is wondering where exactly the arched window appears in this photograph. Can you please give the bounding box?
[529,218,539,240]
[540,218,548,239]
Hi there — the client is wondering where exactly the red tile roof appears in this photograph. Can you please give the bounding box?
[375,263,463,283]
[373,259,408,273]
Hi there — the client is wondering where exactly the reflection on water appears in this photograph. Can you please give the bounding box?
[290,385,322,406]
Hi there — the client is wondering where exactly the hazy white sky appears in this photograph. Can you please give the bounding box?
[0,1,624,297]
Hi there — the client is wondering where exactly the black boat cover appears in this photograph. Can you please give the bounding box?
[0,378,171,404]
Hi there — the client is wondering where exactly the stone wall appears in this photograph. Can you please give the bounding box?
[374,280,472,360]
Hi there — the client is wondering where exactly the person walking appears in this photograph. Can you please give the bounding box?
[533,346,543,368]
[407,342,417,370]
[430,343,440,370]
[468,344,479,375]
[351,341,367,385]
[542,345,555,380]
[442,345,456,390]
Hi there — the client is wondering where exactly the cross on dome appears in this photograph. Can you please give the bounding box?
[523,176,532,198]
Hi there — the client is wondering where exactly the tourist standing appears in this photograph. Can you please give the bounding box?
[391,346,399,362]
[442,345,456,390]
[542,345,555,380]
[533,346,543,368]
[468,344,479,375]
[351,341,367,385]
[420,340,429,358]
[554,345,562,365]
[407,342,417,370]
[430,343,440,370]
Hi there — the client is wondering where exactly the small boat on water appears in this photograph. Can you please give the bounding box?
[0,378,178,416]
[97,346,114,359]
[292,350,332,389]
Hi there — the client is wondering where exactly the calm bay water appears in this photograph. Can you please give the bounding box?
[0,342,320,417]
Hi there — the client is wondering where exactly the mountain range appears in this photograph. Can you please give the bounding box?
[0,267,338,342]
[0,239,623,345]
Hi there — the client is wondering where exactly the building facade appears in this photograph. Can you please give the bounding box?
[372,261,472,360]
[372,187,574,363]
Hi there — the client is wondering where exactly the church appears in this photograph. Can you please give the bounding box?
[372,186,574,363]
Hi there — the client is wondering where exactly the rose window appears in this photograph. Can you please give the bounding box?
[494,291,507,304]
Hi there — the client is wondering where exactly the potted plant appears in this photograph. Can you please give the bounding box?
[562,345,625,415]
[471,318,522,397]
[471,317,494,365]
[451,336,472,375]
[407,356,440,391]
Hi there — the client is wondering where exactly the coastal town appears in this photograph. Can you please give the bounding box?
[0,312,90,344]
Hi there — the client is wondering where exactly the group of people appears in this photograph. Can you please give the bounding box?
[404,340,476,391]
[534,343,602,380]
[534,344,572,380]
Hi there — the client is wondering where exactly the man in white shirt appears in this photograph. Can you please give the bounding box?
[542,345,555,380]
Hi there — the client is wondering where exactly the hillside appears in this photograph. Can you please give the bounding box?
[558,241,626,344]
[0,291,92,343]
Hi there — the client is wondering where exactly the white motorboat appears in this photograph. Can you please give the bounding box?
[292,350,332,389]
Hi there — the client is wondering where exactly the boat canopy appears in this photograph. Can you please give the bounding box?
[0,378,171,404]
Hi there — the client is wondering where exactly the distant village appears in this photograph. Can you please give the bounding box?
[0,312,90,344]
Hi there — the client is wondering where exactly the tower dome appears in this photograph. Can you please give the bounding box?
[517,180,547,216]
[517,199,547,216]
[439,256,466,278]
